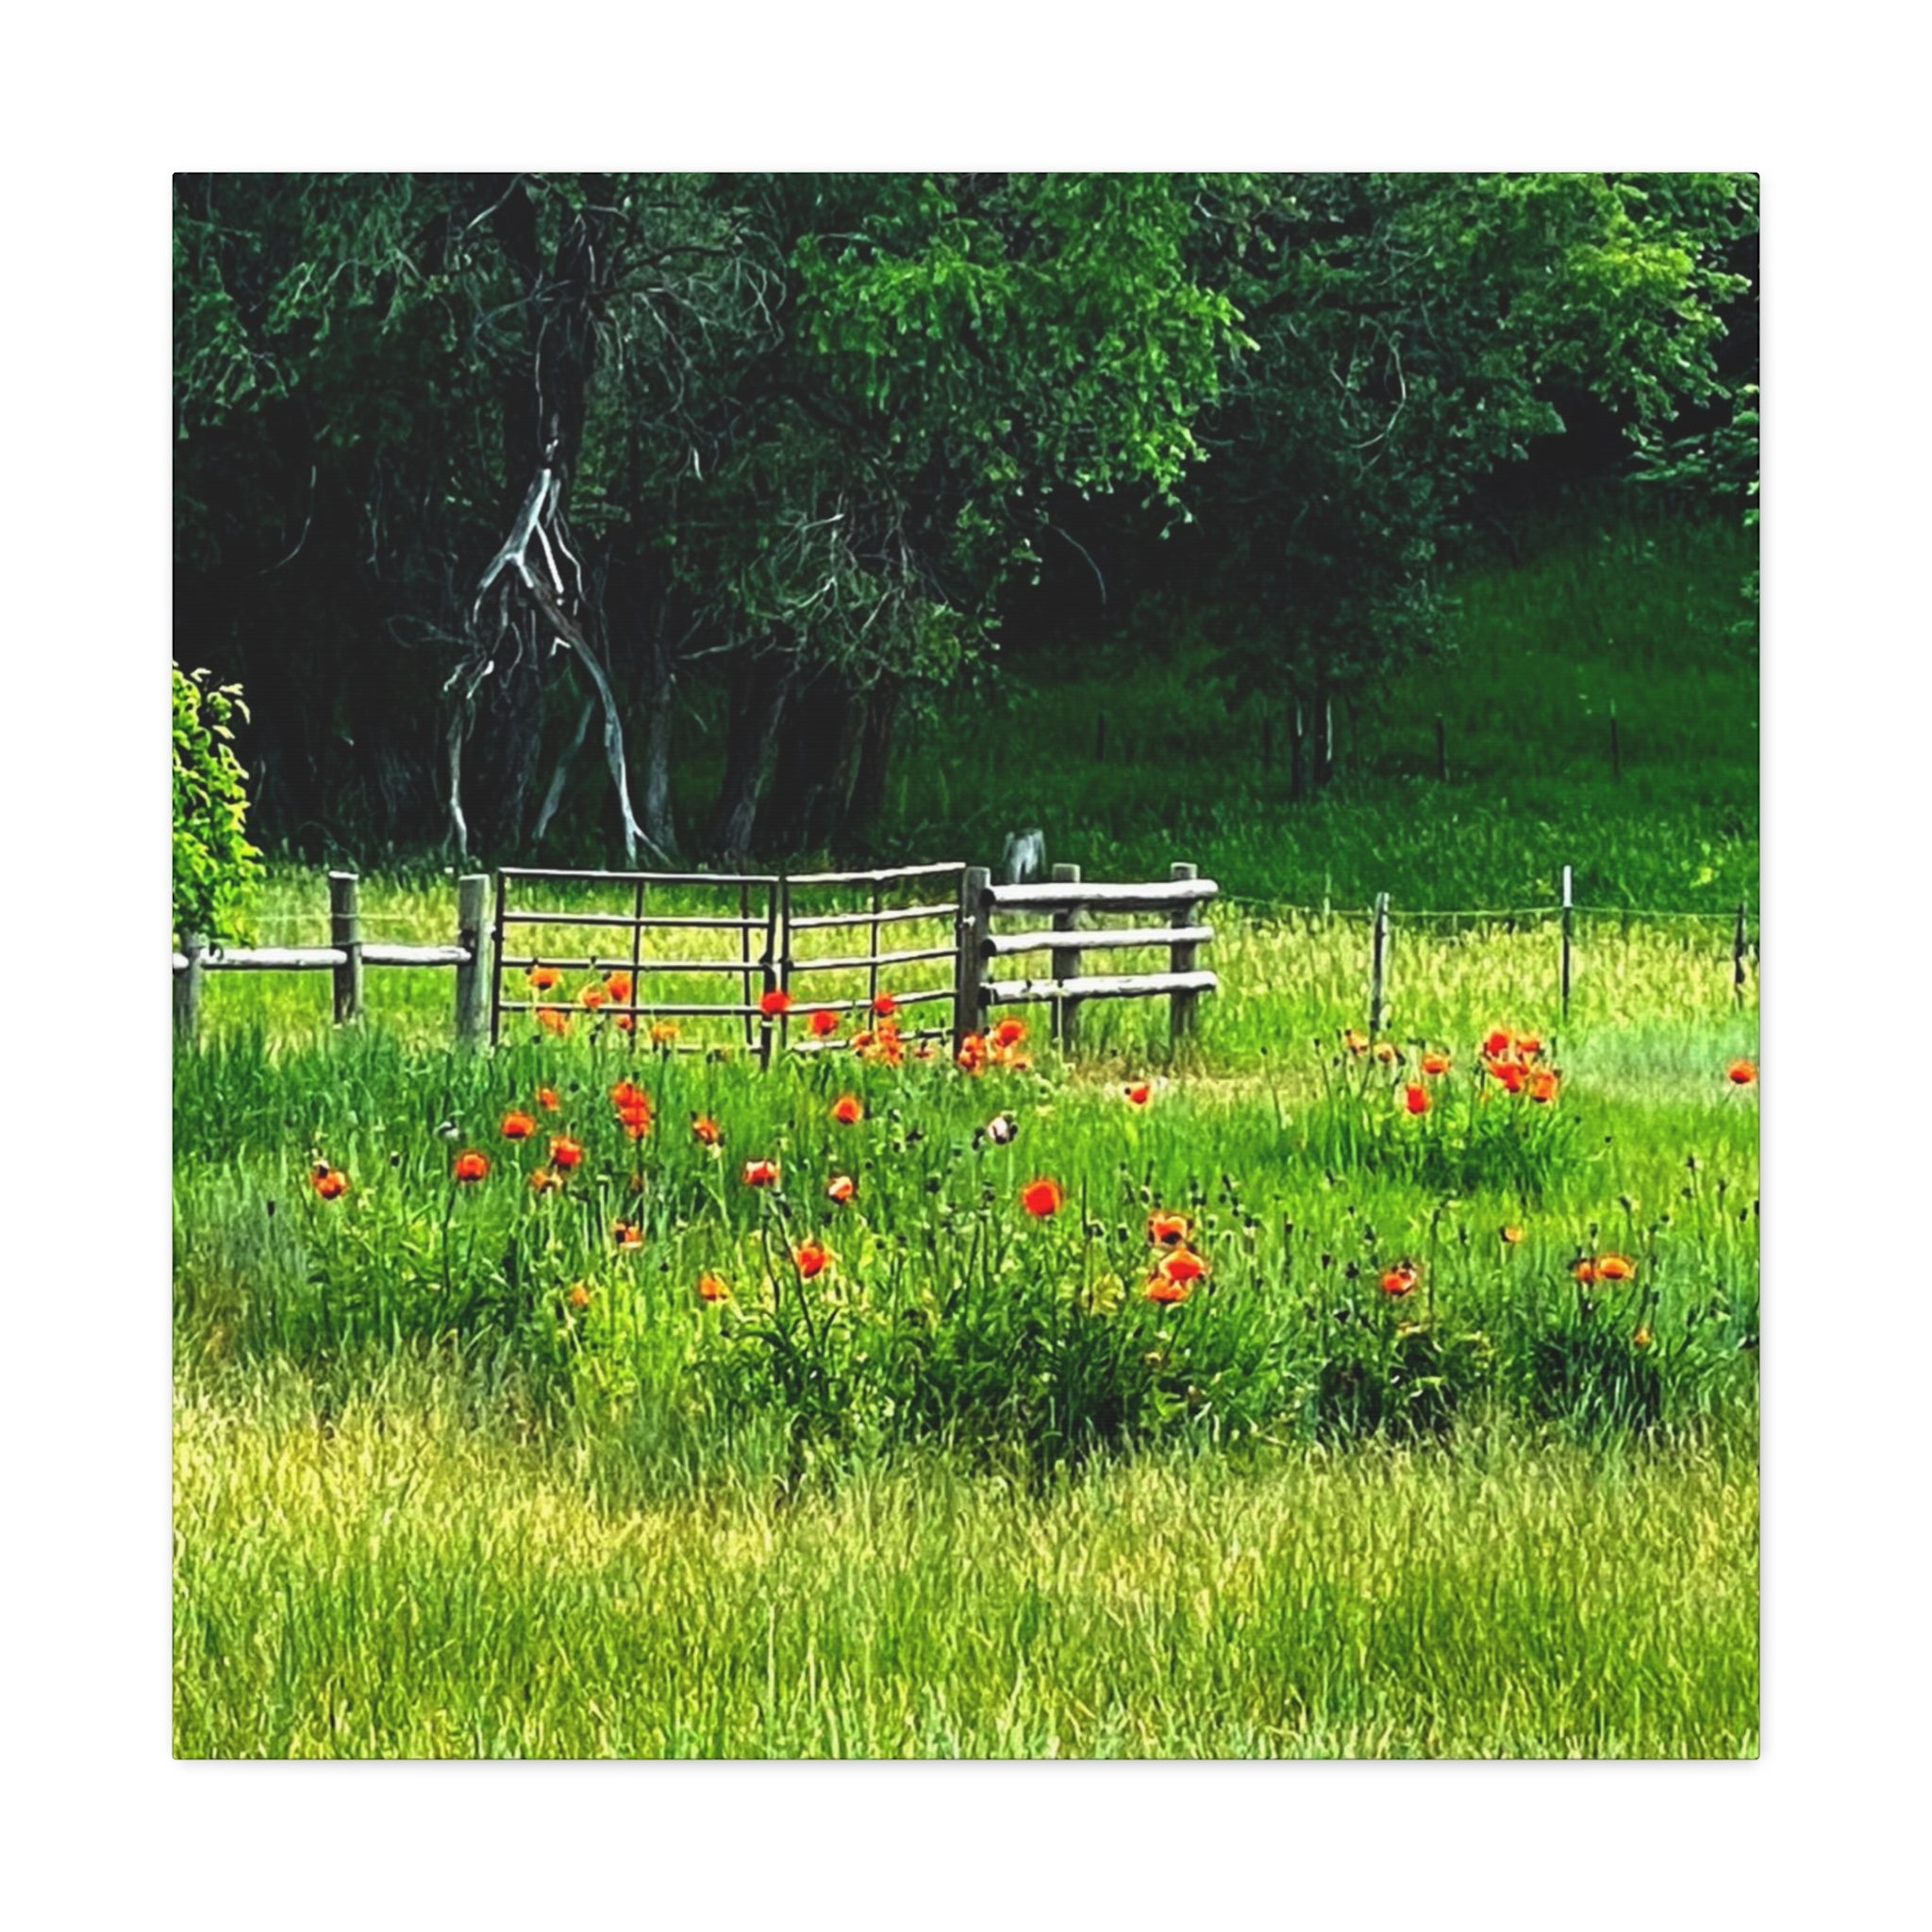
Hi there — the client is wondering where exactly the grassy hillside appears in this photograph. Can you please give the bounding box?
[874,509,1757,911]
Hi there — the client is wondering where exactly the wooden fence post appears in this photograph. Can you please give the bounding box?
[175,932,205,1043]
[1560,866,1574,1019]
[1050,862,1083,1049]
[329,872,363,1024]
[1369,892,1391,1038]
[454,874,490,1046]
[1733,901,1749,1008]
[954,866,991,1056]
[1170,862,1202,1043]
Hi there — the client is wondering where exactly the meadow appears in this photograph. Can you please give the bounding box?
[174,508,1758,1759]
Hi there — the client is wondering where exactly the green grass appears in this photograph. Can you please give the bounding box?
[174,1355,1756,1758]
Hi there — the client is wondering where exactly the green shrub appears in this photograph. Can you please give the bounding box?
[174,664,262,944]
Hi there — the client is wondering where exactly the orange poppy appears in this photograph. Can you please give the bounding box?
[502,1110,536,1141]
[611,1079,646,1108]
[958,1033,990,1074]
[794,1241,829,1279]
[567,1283,592,1312]
[613,1014,635,1034]
[605,973,633,1003]
[697,1272,730,1303]
[453,1150,491,1184]
[691,1114,723,1146]
[1500,1224,1524,1245]
[526,966,561,992]
[612,1222,644,1252]
[992,1018,1026,1049]
[537,1008,572,1037]
[1124,1083,1152,1107]
[1573,1259,1598,1285]
[808,1008,841,1038]
[1527,1070,1560,1105]
[1633,1325,1654,1350]
[1515,1033,1543,1058]
[1148,1211,1191,1249]
[1145,1274,1191,1306]
[873,992,898,1018]
[1421,1050,1452,1076]
[1727,1058,1757,1086]
[550,1137,584,1171]
[537,1087,561,1112]
[529,1165,563,1194]
[759,989,793,1018]
[650,1020,679,1046]
[1380,1264,1418,1297]
[831,1094,864,1126]
[826,1174,857,1205]
[742,1158,779,1188]
[1022,1178,1063,1218]
[311,1164,349,1201]
[1403,1082,1430,1116]
[1491,1059,1528,1095]
[1158,1248,1208,1287]
[616,1105,652,1141]
[1596,1253,1636,1282]
[1341,1028,1369,1056]
[578,984,608,1010]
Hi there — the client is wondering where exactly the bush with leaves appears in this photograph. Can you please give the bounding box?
[173,663,261,945]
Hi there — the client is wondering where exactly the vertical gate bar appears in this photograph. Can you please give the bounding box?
[869,880,883,1014]
[758,880,780,1070]
[778,874,793,1058]
[630,877,645,1053]
[740,881,755,1052]
[488,871,508,1045]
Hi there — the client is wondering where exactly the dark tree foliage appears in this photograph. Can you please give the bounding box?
[173,171,1757,858]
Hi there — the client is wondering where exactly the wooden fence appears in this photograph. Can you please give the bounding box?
[173,872,490,1044]
[957,861,1219,1047]
[172,858,1221,1053]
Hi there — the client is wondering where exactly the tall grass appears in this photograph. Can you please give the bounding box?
[174,1357,1757,1758]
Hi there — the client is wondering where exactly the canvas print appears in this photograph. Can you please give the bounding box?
[173,173,1759,1758]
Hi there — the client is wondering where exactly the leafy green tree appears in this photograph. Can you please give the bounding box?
[173,665,261,943]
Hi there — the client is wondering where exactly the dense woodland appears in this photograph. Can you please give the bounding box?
[173,172,1758,867]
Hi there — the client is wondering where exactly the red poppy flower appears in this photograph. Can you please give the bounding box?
[1573,1259,1598,1285]
[1159,1248,1208,1287]
[691,1114,722,1146]
[808,1008,841,1039]
[1596,1253,1636,1282]
[957,1033,990,1074]
[794,1241,829,1278]
[605,973,633,1004]
[742,1158,779,1188]
[612,1221,644,1252]
[1145,1275,1191,1306]
[992,1018,1026,1049]
[826,1174,857,1205]
[311,1164,349,1201]
[1491,1059,1528,1095]
[759,989,793,1018]
[831,1094,864,1126]
[526,966,560,992]
[1727,1058,1757,1086]
[1379,1264,1418,1297]
[1021,1178,1063,1218]
[650,1020,679,1046]
[536,1087,561,1112]
[1527,1070,1559,1105]
[873,992,898,1018]
[550,1137,584,1171]
[1421,1050,1452,1076]
[1125,1083,1152,1107]
[502,1110,536,1141]
[537,1008,572,1037]
[578,984,608,1010]
[529,1164,562,1194]
[1515,1033,1543,1058]
[697,1272,729,1303]
[453,1150,491,1184]
[1483,1028,1512,1058]
[1403,1082,1430,1116]
[1147,1211,1191,1249]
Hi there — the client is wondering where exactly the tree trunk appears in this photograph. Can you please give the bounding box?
[839,675,903,849]
[762,665,866,852]
[708,651,791,860]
